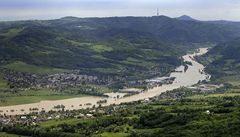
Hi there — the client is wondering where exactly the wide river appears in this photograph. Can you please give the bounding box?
[0,48,210,115]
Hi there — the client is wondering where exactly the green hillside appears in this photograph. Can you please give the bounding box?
[1,16,240,79]
[0,17,181,80]
[199,38,240,83]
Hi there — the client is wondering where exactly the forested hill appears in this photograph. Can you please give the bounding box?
[199,38,240,80]
[46,16,240,43]
[1,16,240,79]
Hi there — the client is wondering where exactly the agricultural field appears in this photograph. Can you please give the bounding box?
[2,61,67,75]
[0,89,85,106]
[90,45,113,53]
[0,82,114,106]
[0,75,8,89]
[0,132,28,137]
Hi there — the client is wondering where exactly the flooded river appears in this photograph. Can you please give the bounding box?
[0,48,210,115]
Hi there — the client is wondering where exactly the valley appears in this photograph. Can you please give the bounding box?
[0,14,240,137]
[0,48,209,115]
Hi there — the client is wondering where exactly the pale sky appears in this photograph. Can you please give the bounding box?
[0,0,240,21]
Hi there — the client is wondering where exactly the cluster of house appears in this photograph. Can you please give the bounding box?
[188,84,224,93]
[1,68,38,88]
[123,77,176,92]
[145,77,176,89]
[0,111,97,126]
[1,68,150,92]
[0,104,128,127]
[36,72,99,90]
[0,115,38,126]
[1,69,110,91]
[120,88,143,93]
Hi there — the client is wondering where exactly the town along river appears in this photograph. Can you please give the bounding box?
[0,48,210,115]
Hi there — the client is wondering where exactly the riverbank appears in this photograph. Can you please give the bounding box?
[2,82,239,137]
[0,48,210,115]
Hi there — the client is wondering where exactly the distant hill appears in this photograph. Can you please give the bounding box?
[1,16,240,79]
[175,15,197,21]
[52,16,240,43]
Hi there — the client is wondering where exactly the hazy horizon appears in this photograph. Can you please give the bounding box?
[0,0,240,21]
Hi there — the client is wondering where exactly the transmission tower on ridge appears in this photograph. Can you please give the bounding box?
[157,8,159,16]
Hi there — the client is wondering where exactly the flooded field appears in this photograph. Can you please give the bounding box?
[0,48,210,115]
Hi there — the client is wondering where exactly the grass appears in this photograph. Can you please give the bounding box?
[0,95,82,106]
[0,132,28,137]
[40,118,82,128]
[228,81,240,86]
[63,38,92,48]
[87,84,113,93]
[121,57,155,67]
[41,118,130,137]
[90,45,113,53]
[97,132,129,137]
[2,61,67,75]
[0,89,85,106]
[134,128,163,133]
[0,28,24,39]
[0,76,8,88]
[187,93,240,99]
[93,67,120,75]
[0,83,111,106]
[91,55,108,60]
